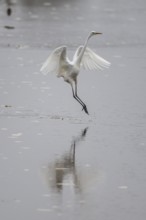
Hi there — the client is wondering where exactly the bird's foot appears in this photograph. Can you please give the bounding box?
[82,106,89,115]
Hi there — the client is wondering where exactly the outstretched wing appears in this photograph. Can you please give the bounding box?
[40,46,67,75]
[73,46,111,70]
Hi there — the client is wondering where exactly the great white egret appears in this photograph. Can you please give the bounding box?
[40,31,111,114]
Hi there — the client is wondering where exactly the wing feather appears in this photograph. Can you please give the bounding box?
[73,46,111,71]
[40,46,66,75]
[82,47,111,70]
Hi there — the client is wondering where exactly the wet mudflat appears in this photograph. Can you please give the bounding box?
[0,0,146,220]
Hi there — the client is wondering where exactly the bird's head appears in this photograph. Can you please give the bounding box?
[89,31,102,39]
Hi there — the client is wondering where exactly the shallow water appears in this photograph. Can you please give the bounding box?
[0,0,146,220]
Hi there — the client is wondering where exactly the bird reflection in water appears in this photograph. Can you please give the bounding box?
[46,127,88,193]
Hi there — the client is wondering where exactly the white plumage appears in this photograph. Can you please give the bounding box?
[40,31,111,114]
[73,46,110,70]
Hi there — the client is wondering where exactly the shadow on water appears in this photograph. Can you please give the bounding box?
[20,0,77,6]
[46,127,88,193]
[4,0,78,17]
[5,0,77,7]
[5,0,13,16]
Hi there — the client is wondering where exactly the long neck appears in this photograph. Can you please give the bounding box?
[76,34,91,66]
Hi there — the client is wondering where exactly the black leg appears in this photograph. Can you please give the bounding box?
[74,82,89,115]
[70,82,89,115]
[71,84,84,108]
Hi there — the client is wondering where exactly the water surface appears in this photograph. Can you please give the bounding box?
[0,0,146,220]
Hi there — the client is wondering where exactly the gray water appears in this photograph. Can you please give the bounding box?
[0,0,146,220]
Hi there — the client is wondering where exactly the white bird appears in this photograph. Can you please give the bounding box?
[40,31,111,114]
